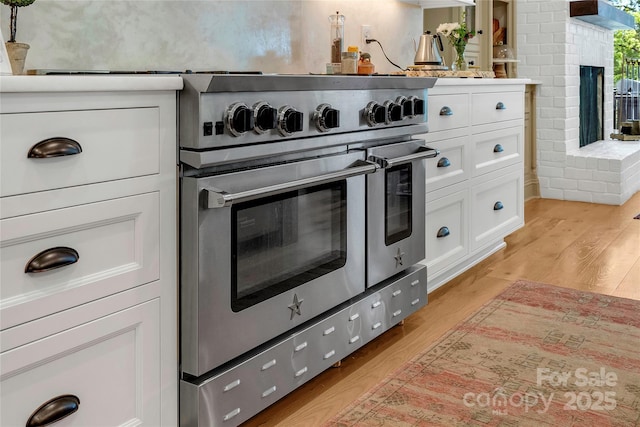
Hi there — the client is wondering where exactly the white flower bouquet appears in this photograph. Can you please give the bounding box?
[436,20,476,70]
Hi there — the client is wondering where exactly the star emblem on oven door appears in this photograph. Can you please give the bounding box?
[288,293,304,320]
[394,247,405,268]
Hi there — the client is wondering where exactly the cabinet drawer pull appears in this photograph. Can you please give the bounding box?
[27,394,80,427]
[494,201,504,211]
[496,102,506,110]
[493,144,504,153]
[437,157,451,168]
[437,226,450,238]
[25,247,79,273]
[28,137,82,158]
[439,106,453,116]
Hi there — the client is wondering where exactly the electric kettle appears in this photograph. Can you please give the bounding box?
[414,31,446,68]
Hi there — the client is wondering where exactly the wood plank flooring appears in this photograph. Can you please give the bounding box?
[242,192,640,427]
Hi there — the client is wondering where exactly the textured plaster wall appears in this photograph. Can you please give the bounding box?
[0,0,423,74]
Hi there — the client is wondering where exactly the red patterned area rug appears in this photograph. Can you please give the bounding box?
[325,280,640,426]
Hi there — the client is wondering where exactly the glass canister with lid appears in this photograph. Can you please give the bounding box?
[329,11,345,64]
[341,46,358,74]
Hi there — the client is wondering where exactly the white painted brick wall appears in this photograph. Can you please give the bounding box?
[517,0,637,205]
[578,180,607,193]
[565,167,593,180]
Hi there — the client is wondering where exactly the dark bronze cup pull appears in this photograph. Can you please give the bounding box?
[439,106,453,116]
[437,226,450,238]
[437,157,451,168]
[494,201,504,211]
[26,394,80,427]
[494,144,504,153]
[496,102,506,110]
[25,247,79,273]
[28,137,82,158]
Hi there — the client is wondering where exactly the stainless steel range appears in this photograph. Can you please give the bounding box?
[178,74,437,426]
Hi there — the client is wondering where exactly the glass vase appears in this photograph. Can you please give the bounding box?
[451,46,468,72]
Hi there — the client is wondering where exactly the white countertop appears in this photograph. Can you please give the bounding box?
[0,75,184,92]
[0,74,537,93]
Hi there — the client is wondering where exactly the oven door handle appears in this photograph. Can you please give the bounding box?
[203,159,379,209]
[368,145,439,169]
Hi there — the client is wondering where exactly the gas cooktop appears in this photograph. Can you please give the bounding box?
[27,69,264,75]
[27,69,404,77]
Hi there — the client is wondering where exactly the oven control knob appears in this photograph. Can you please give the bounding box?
[253,101,278,134]
[314,103,340,132]
[409,96,425,116]
[384,100,403,123]
[278,106,304,136]
[364,101,387,127]
[226,102,254,136]
[396,96,414,118]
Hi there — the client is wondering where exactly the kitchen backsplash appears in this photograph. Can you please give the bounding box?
[1,0,423,74]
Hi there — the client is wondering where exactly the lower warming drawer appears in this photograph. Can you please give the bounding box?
[180,264,427,427]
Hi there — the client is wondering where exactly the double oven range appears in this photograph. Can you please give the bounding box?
[178,74,437,426]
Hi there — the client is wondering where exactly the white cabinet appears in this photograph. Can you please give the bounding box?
[0,77,180,426]
[471,126,522,176]
[0,108,160,197]
[425,185,469,275]
[470,164,523,250]
[425,136,469,191]
[421,80,525,291]
[1,193,160,329]
[1,298,160,426]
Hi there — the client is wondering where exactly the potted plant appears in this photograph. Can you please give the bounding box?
[1,0,36,74]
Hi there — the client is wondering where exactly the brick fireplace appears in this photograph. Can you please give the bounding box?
[517,0,640,205]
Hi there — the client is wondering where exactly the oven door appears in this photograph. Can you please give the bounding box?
[366,140,438,287]
[181,152,376,377]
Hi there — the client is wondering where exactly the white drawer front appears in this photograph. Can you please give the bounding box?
[427,93,469,132]
[1,299,160,427]
[425,190,468,275]
[425,136,468,192]
[471,166,524,251]
[471,91,524,126]
[0,193,159,329]
[0,108,160,197]
[472,126,523,177]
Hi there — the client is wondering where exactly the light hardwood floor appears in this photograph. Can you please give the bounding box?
[243,193,640,426]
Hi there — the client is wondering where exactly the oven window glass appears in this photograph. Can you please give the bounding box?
[231,181,347,312]
[385,163,412,245]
